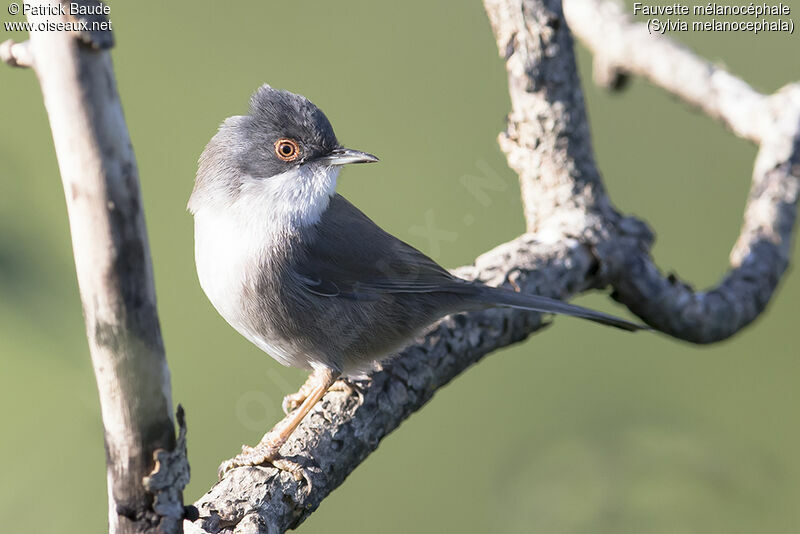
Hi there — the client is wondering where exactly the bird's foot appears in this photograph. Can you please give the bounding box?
[332,378,364,406]
[282,390,308,415]
[282,378,359,414]
[217,442,310,487]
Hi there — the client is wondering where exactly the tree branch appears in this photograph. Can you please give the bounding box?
[484,0,623,235]
[564,0,769,142]
[565,0,800,342]
[3,1,187,533]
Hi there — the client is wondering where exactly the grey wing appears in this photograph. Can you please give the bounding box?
[294,194,472,300]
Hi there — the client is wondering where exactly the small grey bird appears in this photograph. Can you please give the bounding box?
[189,85,646,478]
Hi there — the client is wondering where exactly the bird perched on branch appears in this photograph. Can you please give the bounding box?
[189,85,646,479]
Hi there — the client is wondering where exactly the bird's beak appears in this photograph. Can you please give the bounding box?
[317,147,379,166]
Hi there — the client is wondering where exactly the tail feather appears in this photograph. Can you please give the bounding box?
[470,285,648,332]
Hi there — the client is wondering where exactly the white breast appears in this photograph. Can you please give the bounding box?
[193,208,254,328]
[192,164,340,366]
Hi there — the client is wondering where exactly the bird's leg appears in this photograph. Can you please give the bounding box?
[281,371,320,415]
[218,367,339,480]
[283,374,359,414]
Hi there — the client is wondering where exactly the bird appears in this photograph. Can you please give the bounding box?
[188,84,647,479]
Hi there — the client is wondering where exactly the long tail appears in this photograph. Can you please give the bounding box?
[469,285,648,332]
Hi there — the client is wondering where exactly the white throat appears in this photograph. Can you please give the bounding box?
[235,163,340,233]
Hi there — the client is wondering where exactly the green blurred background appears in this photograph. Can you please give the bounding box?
[2,1,799,532]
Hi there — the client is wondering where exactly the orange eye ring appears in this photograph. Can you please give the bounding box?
[274,138,300,162]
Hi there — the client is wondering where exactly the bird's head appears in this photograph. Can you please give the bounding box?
[189,85,377,217]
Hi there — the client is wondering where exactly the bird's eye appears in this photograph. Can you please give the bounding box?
[274,138,300,162]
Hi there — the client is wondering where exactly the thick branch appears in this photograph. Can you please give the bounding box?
[483,0,624,237]
[10,1,186,532]
[565,0,800,342]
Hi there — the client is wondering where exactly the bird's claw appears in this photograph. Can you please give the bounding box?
[271,458,311,487]
[217,444,312,489]
[217,458,239,480]
[282,378,360,414]
[281,391,306,415]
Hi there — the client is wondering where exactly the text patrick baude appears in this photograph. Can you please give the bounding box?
[20,2,110,16]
